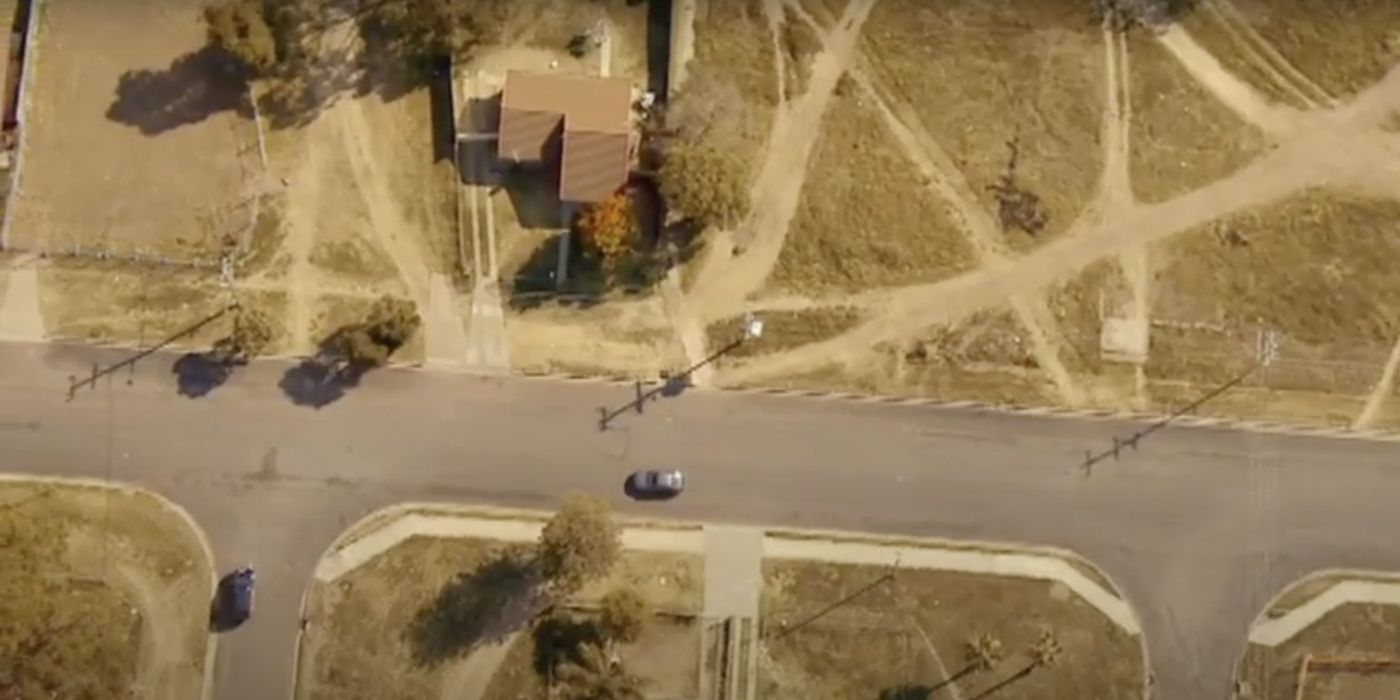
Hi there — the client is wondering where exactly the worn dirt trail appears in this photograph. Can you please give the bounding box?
[1155,24,1301,135]
[689,0,879,320]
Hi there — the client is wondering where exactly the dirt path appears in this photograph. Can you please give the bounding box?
[688,0,879,320]
[280,136,327,354]
[835,37,1088,406]
[723,95,1399,383]
[1155,24,1302,136]
[1354,335,1400,429]
[1203,0,1335,108]
[0,255,45,340]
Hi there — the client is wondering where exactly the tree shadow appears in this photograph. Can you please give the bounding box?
[876,686,933,700]
[532,612,604,677]
[277,356,368,409]
[106,46,254,136]
[407,548,539,665]
[276,326,378,409]
[172,352,234,399]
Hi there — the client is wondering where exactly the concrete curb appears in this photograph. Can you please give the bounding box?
[762,530,1141,635]
[304,503,1142,634]
[0,474,220,700]
[1248,572,1400,647]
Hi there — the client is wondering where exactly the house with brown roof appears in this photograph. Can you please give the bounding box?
[497,70,633,205]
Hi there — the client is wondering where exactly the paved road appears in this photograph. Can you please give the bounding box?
[3,340,1400,700]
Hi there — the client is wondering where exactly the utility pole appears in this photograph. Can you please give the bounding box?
[598,314,764,430]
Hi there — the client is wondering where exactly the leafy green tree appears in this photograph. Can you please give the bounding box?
[0,500,135,698]
[537,494,621,597]
[598,587,648,645]
[203,0,278,75]
[657,139,750,230]
[556,642,645,700]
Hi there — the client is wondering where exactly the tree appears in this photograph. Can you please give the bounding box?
[969,627,1062,699]
[576,191,638,268]
[537,494,621,597]
[1094,0,1200,29]
[320,297,420,370]
[657,139,749,230]
[363,296,421,353]
[555,642,645,700]
[597,588,648,645]
[959,630,1004,678]
[213,305,275,365]
[0,501,134,698]
[203,0,278,75]
[368,0,491,58]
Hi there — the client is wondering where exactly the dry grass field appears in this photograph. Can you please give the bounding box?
[861,0,1106,246]
[769,87,973,295]
[10,0,259,257]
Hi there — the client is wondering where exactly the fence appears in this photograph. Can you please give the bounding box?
[1294,653,1400,700]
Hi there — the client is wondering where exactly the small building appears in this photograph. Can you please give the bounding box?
[497,70,632,205]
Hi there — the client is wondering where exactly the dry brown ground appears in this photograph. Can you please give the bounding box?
[768,88,974,295]
[0,481,213,699]
[759,560,1143,700]
[735,307,1055,407]
[36,260,229,345]
[1223,0,1400,97]
[680,0,778,192]
[10,0,258,256]
[860,0,1106,247]
[1239,597,1400,700]
[1126,31,1274,203]
[297,535,701,700]
[1148,191,1400,396]
[706,307,863,360]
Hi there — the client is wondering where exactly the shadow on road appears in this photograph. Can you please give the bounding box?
[406,547,539,665]
[106,46,253,136]
[278,358,367,409]
[172,353,233,398]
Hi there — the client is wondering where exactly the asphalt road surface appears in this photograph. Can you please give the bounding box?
[3,339,1400,700]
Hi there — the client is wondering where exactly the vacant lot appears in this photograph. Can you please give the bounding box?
[671,0,777,213]
[1127,32,1274,203]
[769,87,973,294]
[297,533,702,700]
[759,559,1143,699]
[10,0,258,257]
[1239,587,1400,699]
[36,260,230,346]
[0,480,213,699]
[1148,190,1400,395]
[1221,0,1400,97]
[861,0,1105,245]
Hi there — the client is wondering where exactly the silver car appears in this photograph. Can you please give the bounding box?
[627,469,685,498]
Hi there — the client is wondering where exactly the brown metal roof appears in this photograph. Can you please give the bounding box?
[497,108,562,165]
[560,130,630,203]
[498,71,632,203]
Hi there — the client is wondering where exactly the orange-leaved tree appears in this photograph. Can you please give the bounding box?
[576,192,638,268]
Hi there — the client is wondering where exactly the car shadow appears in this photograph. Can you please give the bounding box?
[278,358,369,409]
